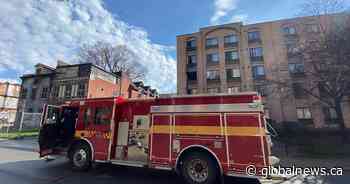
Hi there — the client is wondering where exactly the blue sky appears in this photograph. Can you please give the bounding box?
[0,0,345,92]
[104,0,305,47]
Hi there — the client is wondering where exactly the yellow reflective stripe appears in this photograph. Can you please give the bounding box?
[151,125,265,136]
[226,127,265,136]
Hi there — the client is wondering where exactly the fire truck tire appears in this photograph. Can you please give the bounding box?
[181,152,219,184]
[70,143,92,171]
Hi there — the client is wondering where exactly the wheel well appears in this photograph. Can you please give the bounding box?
[175,146,222,176]
[68,139,93,160]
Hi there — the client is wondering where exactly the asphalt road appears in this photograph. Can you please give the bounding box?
[0,138,349,184]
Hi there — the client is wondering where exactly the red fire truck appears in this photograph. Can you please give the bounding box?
[39,92,276,184]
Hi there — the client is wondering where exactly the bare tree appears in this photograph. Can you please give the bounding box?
[78,41,146,81]
[268,0,350,140]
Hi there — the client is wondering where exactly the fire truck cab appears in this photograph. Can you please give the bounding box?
[39,92,276,184]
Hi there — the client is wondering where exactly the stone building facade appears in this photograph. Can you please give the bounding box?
[177,15,350,128]
[16,61,157,128]
[0,82,21,124]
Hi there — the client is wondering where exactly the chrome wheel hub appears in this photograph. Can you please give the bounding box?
[73,149,87,167]
[187,159,209,183]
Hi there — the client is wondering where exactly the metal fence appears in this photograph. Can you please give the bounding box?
[0,112,42,137]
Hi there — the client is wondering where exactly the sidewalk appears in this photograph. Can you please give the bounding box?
[272,141,350,171]
[0,137,38,152]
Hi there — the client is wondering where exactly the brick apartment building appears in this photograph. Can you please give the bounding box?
[177,15,350,128]
[16,61,157,127]
[0,82,21,124]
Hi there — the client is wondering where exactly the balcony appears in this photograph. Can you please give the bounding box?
[227,77,241,82]
[206,44,219,49]
[186,46,196,52]
[225,59,239,65]
[250,56,264,62]
[207,61,220,66]
[289,71,305,77]
[224,42,238,48]
[253,75,266,80]
[207,78,220,83]
[186,63,197,72]
[248,38,262,44]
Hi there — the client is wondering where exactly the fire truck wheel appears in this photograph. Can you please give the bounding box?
[181,152,219,184]
[70,143,92,171]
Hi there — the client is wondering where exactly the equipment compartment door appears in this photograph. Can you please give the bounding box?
[150,114,172,165]
[225,113,266,172]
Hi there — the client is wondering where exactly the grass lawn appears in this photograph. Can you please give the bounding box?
[0,129,39,139]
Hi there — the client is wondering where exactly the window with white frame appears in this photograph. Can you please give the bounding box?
[224,34,238,44]
[297,107,312,119]
[225,51,239,61]
[283,26,297,35]
[207,53,219,63]
[206,38,218,47]
[227,86,240,94]
[206,70,220,80]
[226,68,240,79]
[207,88,220,94]
[249,47,263,57]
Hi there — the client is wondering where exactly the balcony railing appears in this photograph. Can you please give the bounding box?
[225,59,239,65]
[226,77,241,81]
[207,61,220,66]
[248,38,262,44]
[186,46,196,51]
[224,42,238,48]
[206,44,219,49]
[253,75,266,80]
[250,56,264,62]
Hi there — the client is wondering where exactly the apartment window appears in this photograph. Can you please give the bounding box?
[78,83,86,97]
[249,47,263,57]
[226,68,241,80]
[58,85,66,98]
[207,53,220,64]
[41,87,49,98]
[20,88,28,98]
[323,107,338,123]
[186,39,196,50]
[292,83,306,98]
[207,70,220,80]
[289,63,304,74]
[207,88,220,94]
[206,38,218,48]
[283,26,297,35]
[255,85,266,96]
[71,84,79,97]
[187,55,197,65]
[224,35,238,46]
[252,65,265,79]
[306,24,320,33]
[94,107,112,125]
[248,31,261,42]
[187,88,198,95]
[52,86,59,97]
[31,88,37,100]
[65,84,72,98]
[225,51,239,62]
[227,86,240,94]
[297,107,312,119]
[187,71,197,81]
[286,43,299,55]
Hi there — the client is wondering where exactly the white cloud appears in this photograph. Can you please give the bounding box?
[210,0,247,25]
[0,78,20,84]
[229,14,248,23]
[0,0,176,93]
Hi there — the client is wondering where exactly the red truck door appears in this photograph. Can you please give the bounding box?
[86,101,114,160]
